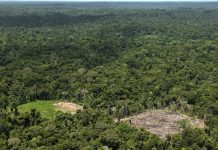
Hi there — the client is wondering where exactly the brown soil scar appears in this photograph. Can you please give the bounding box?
[121,109,205,139]
[53,102,83,114]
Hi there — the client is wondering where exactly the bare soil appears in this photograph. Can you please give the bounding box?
[121,109,205,139]
[53,102,83,114]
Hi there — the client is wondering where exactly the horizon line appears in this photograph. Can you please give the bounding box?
[1,0,218,2]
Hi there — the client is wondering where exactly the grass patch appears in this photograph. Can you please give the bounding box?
[18,100,57,119]
[18,100,83,119]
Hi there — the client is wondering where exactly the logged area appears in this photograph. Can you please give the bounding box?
[121,110,205,138]
[54,102,83,114]
[0,2,218,150]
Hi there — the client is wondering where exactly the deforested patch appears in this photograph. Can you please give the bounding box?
[121,109,205,139]
[53,102,83,114]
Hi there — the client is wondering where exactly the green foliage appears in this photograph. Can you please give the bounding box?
[100,129,120,149]
[0,2,218,149]
[177,119,190,129]
[18,100,57,119]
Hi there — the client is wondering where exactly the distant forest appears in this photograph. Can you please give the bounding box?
[0,2,218,150]
[1,2,218,10]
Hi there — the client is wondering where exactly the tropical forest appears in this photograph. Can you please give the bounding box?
[0,2,218,150]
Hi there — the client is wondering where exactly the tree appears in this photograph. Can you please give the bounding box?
[100,129,120,149]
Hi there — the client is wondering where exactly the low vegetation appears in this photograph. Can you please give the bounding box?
[18,101,83,118]
[18,100,57,118]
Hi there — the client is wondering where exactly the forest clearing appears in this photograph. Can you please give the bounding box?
[53,102,83,114]
[121,110,205,138]
[18,101,82,118]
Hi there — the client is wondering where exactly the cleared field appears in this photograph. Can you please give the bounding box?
[53,102,83,114]
[121,110,205,139]
[18,100,83,119]
[18,100,57,118]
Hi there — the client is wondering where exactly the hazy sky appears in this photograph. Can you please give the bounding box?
[0,0,217,1]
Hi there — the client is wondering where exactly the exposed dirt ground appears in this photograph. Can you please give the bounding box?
[121,109,205,138]
[53,102,83,114]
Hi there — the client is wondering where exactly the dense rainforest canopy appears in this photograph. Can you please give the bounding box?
[0,2,218,150]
